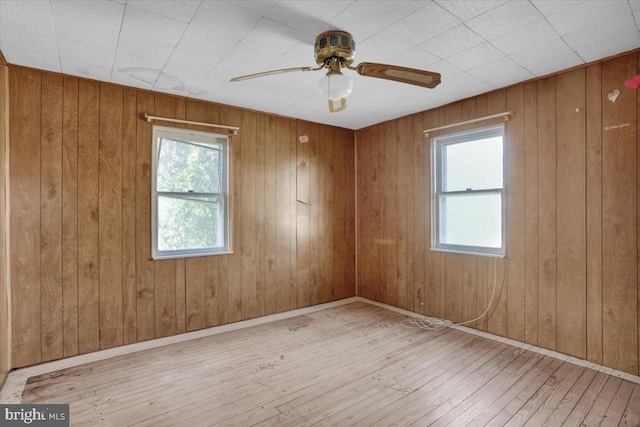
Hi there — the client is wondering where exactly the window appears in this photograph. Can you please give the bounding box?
[152,126,231,259]
[432,124,505,256]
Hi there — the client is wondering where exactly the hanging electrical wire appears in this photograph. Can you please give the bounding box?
[401,255,500,331]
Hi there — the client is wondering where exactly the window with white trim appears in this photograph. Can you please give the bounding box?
[152,126,230,259]
[432,124,505,256]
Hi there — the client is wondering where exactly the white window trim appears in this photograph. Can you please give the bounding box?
[430,124,506,257]
[152,125,232,260]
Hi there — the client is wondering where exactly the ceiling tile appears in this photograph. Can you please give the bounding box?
[446,42,504,70]
[0,47,61,73]
[563,12,640,63]
[466,1,543,39]
[388,2,460,44]
[162,47,222,89]
[108,68,154,90]
[161,1,262,87]
[212,18,310,79]
[223,0,278,17]
[467,56,533,88]
[355,30,415,63]
[238,70,320,95]
[545,0,631,35]
[236,18,310,56]
[51,1,124,73]
[266,82,319,104]
[344,0,424,26]
[264,1,347,37]
[211,44,277,81]
[201,77,273,106]
[423,60,463,78]
[634,8,640,28]
[262,43,322,74]
[113,6,186,73]
[434,0,509,21]
[386,47,440,70]
[0,1,59,70]
[530,0,585,16]
[330,1,356,10]
[300,107,362,129]
[509,38,583,76]
[350,70,386,91]
[399,86,439,106]
[331,9,400,43]
[278,94,331,117]
[329,9,389,43]
[435,72,492,98]
[420,24,484,58]
[489,19,560,55]
[127,0,202,23]
[73,64,115,82]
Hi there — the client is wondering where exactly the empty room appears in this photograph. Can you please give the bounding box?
[1,0,640,426]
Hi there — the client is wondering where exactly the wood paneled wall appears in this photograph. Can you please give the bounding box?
[8,65,355,369]
[356,52,640,376]
[0,59,9,388]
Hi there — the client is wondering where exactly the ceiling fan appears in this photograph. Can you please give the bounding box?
[230,31,441,113]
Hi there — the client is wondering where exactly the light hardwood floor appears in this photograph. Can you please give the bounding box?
[20,303,640,426]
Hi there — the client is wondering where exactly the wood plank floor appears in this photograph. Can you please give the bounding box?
[20,302,640,426]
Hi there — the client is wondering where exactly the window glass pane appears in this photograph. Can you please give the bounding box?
[157,138,222,193]
[443,136,503,191]
[157,195,223,251]
[440,193,502,248]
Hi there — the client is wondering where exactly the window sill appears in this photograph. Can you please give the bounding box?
[152,250,234,260]
[430,247,505,259]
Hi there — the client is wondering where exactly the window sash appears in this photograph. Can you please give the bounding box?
[435,128,504,194]
[157,136,226,194]
[435,190,504,255]
[155,194,227,256]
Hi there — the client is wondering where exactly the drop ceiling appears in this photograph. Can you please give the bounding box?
[1,0,639,130]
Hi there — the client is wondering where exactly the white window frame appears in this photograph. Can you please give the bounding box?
[431,124,506,257]
[152,125,232,259]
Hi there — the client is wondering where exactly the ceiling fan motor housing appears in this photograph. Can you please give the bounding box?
[315,31,356,66]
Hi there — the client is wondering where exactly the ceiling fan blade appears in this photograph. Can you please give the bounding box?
[328,98,346,113]
[355,62,441,89]
[230,66,322,82]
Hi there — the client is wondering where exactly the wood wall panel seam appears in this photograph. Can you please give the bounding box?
[0,60,9,386]
[601,54,638,374]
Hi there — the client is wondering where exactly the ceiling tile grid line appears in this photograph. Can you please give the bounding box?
[108,1,134,83]
[1,0,639,129]
[48,0,63,75]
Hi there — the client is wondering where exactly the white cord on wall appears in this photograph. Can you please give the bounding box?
[402,255,500,331]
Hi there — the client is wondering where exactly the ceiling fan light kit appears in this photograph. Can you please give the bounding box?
[231,30,441,113]
[317,58,353,105]
[317,72,353,100]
